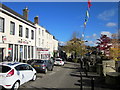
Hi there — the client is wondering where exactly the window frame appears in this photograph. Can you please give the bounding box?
[10,21,15,35]
[31,30,34,39]
[0,17,4,33]
[26,28,29,38]
[19,25,23,37]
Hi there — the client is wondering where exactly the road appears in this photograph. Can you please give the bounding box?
[20,62,80,89]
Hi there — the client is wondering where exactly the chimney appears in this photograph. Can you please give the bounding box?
[34,16,39,24]
[23,7,29,20]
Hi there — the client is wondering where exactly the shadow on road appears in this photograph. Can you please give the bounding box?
[72,68,120,90]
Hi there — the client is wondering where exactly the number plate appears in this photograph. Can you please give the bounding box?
[34,65,40,67]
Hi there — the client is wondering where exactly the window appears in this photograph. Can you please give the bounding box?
[19,25,23,37]
[31,30,34,39]
[26,28,29,38]
[39,28,41,35]
[42,39,44,46]
[15,64,32,71]
[42,30,44,36]
[0,17,4,33]
[39,38,41,46]
[8,44,13,60]
[31,46,34,58]
[28,46,30,58]
[14,45,18,61]
[24,45,27,59]
[10,22,15,35]
[0,65,11,73]
[19,45,23,61]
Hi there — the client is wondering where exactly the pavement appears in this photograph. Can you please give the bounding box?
[77,66,120,90]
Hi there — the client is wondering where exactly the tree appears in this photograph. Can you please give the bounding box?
[110,34,120,61]
[96,34,112,59]
[62,32,86,62]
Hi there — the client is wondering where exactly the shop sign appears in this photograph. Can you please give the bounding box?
[2,36,7,43]
[8,48,12,52]
[37,48,48,51]
[18,39,29,44]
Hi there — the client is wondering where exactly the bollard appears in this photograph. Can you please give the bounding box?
[91,77,95,90]
[80,72,83,90]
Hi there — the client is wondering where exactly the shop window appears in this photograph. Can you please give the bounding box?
[31,46,34,58]
[24,45,27,59]
[28,46,30,58]
[14,45,18,61]
[20,45,23,61]
[8,44,13,60]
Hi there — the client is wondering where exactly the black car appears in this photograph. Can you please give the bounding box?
[30,59,54,74]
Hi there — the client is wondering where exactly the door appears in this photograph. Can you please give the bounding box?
[15,64,34,84]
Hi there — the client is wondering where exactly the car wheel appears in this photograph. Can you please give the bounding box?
[32,74,37,81]
[12,81,20,90]
[44,68,48,74]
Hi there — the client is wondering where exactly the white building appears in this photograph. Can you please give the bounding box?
[0,3,58,62]
[34,16,58,59]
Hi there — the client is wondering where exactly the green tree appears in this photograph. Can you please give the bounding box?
[62,32,86,62]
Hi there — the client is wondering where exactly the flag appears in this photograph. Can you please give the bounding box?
[86,10,89,18]
[85,18,88,22]
[88,0,92,9]
[84,22,87,28]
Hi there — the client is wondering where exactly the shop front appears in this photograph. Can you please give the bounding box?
[36,48,50,60]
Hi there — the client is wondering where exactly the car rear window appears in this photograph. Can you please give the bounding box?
[0,65,11,73]
[56,59,61,61]
[34,60,44,63]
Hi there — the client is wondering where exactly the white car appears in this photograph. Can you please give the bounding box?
[0,62,37,90]
[54,59,64,66]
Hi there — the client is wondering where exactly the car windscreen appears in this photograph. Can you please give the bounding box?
[0,65,11,73]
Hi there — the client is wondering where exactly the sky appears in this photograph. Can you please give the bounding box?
[1,2,118,46]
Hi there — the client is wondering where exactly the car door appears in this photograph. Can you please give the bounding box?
[15,64,27,84]
[22,64,34,82]
[15,64,34,83]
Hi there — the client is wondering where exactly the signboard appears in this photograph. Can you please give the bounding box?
[8,48,12,52]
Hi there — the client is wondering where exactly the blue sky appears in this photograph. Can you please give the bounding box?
[2,2,118,46]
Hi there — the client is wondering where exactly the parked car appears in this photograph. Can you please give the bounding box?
[54,58,64,66]
[31,59,54,74]
[0,62,36,90]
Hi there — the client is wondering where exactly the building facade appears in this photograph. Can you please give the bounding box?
[0,4,58,62]
[34,16,58,59]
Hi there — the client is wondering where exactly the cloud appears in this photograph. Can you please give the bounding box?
[97,9,116,21]
[93,33,97,37]
[59,41,66,46]
[85,41,97,46]
[101,31,112,38]
[106,22,117,27]
[86,33,98,39]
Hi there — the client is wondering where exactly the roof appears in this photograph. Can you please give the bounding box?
[0,3,35,28]
[0,62,27,67]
